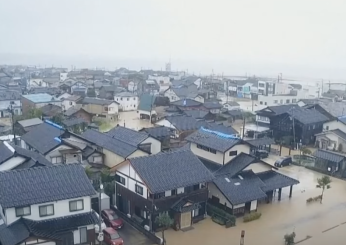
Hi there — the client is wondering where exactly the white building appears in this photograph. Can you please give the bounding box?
[62,95,81,111]
[0,164,98,245]
[114,92,139,111]
[257,90,309,109]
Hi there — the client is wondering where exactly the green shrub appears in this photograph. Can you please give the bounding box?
[211,215,225,225]
[243,212,262,222]
[207,203,236,226]
[306,195,322,204]
[284,232,296,245]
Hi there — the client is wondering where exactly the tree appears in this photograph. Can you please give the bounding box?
[284,232,296,245]
[155,213,173,245]
[316,175,332,203]
[51,114,64,125]
[300,147,312,155]
[14,108,42,122]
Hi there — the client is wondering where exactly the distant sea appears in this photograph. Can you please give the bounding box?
[1,53,346,83]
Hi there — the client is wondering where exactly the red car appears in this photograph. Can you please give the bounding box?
[101,209,124,229]
[103,227,124,245]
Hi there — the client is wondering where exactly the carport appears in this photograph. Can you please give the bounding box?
[257,170,300,202]
[246,137,275,156]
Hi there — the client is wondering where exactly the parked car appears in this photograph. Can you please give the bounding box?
[103,227,124,245]
[255,149,269,159]
[274,156,292,167]
[101,209,124,229]
[94,211,107,233]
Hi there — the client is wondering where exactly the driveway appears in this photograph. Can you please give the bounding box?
[118,222,155,245]
[161,165,346,245]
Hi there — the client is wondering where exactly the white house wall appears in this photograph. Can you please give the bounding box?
[108,102,119,115]
[5,196,91,225]
[250,200,257,211]
[155,119,176,130]
[141,137,161,154]
[0,100,21,116]
[164,89,180,102]
[323,120,346,132]
[114,95,139,111]
[0,156,26,171]
[73,224,94,244]
[208,183,233,208]
[103,149,125,168]
[190,142,224,165]
[224,144,250,163]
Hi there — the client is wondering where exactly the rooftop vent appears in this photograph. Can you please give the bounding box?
[234,182,240,186]
[225,177,230,182]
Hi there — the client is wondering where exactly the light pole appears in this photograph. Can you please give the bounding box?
[98,182,104,244]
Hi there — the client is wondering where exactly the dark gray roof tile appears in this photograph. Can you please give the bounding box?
[312,149,345,163]
[141,126,173,139]
[215,153,256,177]
[203,102,222,109]
[171,99,201,107]
[0,164,96,208]
[257,170,300,192]
[82,97,116,105]
[286,106,328,124]
[331,129,346,140]
[63,117,88,127]
[0,143,13,164]
[130,149,214,193]
[246,137,275,147]
[106,126,148,146]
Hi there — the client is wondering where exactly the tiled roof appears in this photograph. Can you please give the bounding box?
[0,90,21,101]
[62,117,88,127]
[246,137,275,147]
[257,170,300,192]
[13,146,53,168]
[0,143,13,164]
[312,149,345,163]
[331,129,346,140]
[82,97,115,105]
[0,164,96,208]
[17,118,43,128]
[224,101,240,106]
[171,99,201,107]
[213,170,267,205]
[41,104,62,117]
[21,122,63,154]
[286,106,328,124]
[81,129,137,158]
[184,110,209,119]
[204,122,238,135]
[164,115,201,131]
[198,157,222,173]
[64,104,83,116]
[215,153,256,177]
[106,126,148,146]
[0,212,98,245]
[130,149,214,193]
[203,102,222,109]
[115,92,136,97]
[186,129,240,152]
[141,126,173,139]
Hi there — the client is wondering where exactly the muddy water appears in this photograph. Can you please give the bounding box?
[111,111,153,131]
[161,166,346,245]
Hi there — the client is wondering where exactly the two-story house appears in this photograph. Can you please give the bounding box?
[223,101,240,111]
[79,97,119,121]
[0,164,98,245]
[21,93,62,116]
[0,90,21,118]
[20,121,83,164]
[114,92,139,111]
[62,95,82,111]
[112,147,214,231]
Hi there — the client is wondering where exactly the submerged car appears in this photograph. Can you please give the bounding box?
[255,149,269,159]
[103,227,124,245]
[101,209,124,229]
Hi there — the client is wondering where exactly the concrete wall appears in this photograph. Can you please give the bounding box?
[114,95,139,111]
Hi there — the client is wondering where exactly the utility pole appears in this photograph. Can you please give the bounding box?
[8,101,16,145]
[241,113,246,139]
[292,107,296,150]
[97,179,104,245]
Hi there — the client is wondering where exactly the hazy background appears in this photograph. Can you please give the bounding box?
[0,0,345,80]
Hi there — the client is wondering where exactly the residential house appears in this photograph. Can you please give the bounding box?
[71,81,87,95]
[98,85,123,100]
[257,80,300,96]
[312,149,346,177]
[206,153,299,215]
[62,95,82,111]
[186,128,249,165]
[183,110,215,120]
[223,101,240,111]
[0,141,52,171]
[15,118,43,136]
[315,129,346,152]
[114,92,139,111]
[148,75,171,92]
[40,104,62,119]
[112,148,214,231]
[138,94,157,121]
[164,86,201,103]
[20,121,83,164]
[0,164,98,245]
[202,102,222,114]
[29,87,62,96]
[270,106,329,145]
[139,126,173,150]
[62,118,89,134]
[257,90,308,109]
[64,105,93,124]
[27,77,45,89]
[21,93,61,115]
[170,99,202,112]
[0,90,21,118]
[137,80,160,95]
[79,97,119,120]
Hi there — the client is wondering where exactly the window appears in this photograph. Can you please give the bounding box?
[15,206,31,217]
[79,227,87,244]
[133,97,136,100]
[127,98,129,101]
[154,192,165,199]
[286,99,290,104]
[69,102,73,105]
[193,184,200,191]
[39,204,54,217]
[109,107,112,111]
[326,126,329,130]
[259,101,263,105]
[184,186,193,193]
[264,102,267,105]
[196,144,216,154]
[274,100,278,104]
[69,199,84,212]
[104,107,108,111]
[312,124,316,129]
[209,149,216,154]
[115,174,126,185]
[171,189,177,195]
[120,98,123,101]
[229,151,237,156]
[135,184,143,195]
[292,99,297,103]
[51,156,62,164]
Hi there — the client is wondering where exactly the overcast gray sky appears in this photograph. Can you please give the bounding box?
[1,0,346,79]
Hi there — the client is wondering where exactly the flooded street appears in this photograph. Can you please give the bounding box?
[161,166,346,245]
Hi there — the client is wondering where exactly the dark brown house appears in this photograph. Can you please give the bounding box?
[64,106,93,124]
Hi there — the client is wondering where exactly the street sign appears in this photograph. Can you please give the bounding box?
[98,233,104,242]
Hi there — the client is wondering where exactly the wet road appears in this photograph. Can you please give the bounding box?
[160,166,346,245]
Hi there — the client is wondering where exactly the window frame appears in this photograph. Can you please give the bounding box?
[79,227,88,244]
[229,150,238,156]
[135,184,144,195]
[15,206,31,217]
[69,199,84,212]
[115,174,126,185]
[39,204,54,217]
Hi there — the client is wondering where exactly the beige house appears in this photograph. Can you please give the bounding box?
[315,129,346,153]
[79,97,119,120]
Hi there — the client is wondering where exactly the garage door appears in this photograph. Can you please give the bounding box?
[180,212,192,229]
